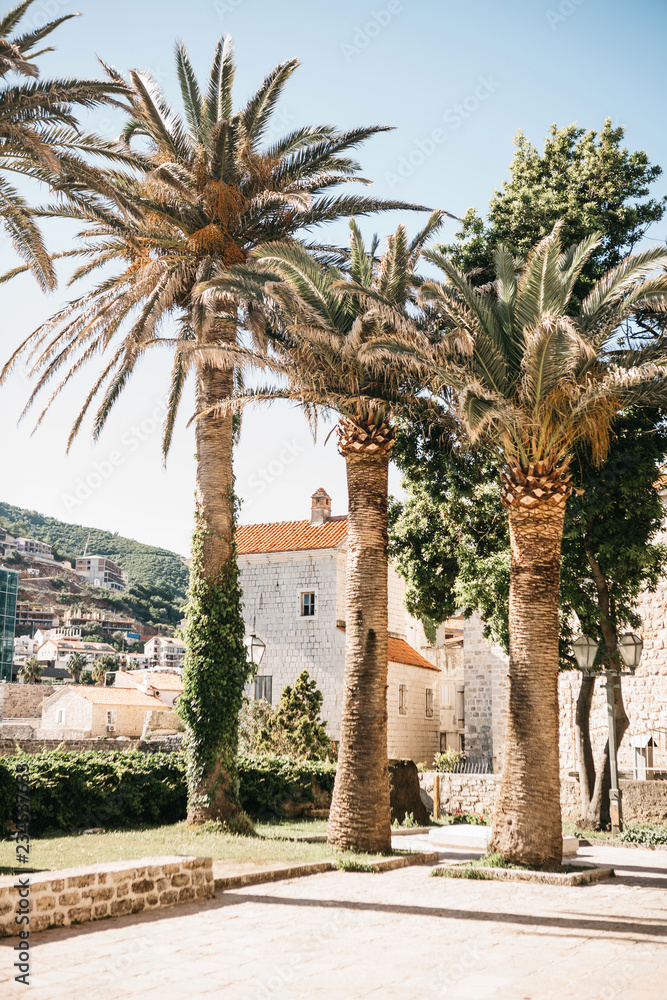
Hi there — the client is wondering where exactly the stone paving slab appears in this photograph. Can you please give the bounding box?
[0,843,665,999]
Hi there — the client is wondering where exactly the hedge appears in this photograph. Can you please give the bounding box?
[0,751,336,834]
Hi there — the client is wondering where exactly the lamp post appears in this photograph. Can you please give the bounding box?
[571,632,643,834]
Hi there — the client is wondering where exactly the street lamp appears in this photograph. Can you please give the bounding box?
[571,631,643,835]
[618,632,643,673]
[244,632,266,667]
[572,635,599,670]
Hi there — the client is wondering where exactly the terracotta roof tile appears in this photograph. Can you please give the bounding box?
[237,517,348,554]
[336,627,439,671]
[120,672,184,691]
[55,687,164,707]
[388,636,440,671]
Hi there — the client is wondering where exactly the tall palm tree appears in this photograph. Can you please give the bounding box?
[66,651,87,683]
[1,37,427,823]
[18,655,42,683]
[0,0,128,289]
[372,224,667,867]
[197,213,445,851]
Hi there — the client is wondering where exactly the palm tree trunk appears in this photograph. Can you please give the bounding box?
[327,449,392,854]
[181,318,249,824]
[489,501,565,868]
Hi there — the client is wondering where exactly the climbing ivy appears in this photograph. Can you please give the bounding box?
[177,508,251,821]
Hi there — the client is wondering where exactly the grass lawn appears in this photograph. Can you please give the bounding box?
[0,818,391,873]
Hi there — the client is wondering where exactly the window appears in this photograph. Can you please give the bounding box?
[441,732,462,752]
[56,709,66,725]
[300,592,316,617]
[425,688,434,718]
[106,710,117,725]
[398,684,407,715]
[440,683,452,708]
[456,686,465,729]
[255,675,273,704]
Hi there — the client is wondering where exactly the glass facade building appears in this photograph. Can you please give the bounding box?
[0,568,18,682]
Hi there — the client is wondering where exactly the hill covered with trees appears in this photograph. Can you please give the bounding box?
[0,501,189,600]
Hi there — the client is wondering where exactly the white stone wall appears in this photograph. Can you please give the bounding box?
[239,549,346,739]
[463,613,508,769]
[387,662,440,765]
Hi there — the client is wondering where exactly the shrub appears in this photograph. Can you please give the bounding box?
[0,751,187,836]
[237,753,336,818]
[0,750,338,834]
[257,671,333,761]
[434,749,465,772]
[619,823,667,845]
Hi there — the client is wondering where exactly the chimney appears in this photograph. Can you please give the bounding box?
[310,488,332,525]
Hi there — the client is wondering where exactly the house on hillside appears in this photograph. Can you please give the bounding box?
[39,686,169,738]
[114,669,183,707]
[236,487,441,764]
[74,556,128,592]
[143,636,186,670]
[36,637,116,671]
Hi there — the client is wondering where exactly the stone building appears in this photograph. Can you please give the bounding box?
[114,669,184,707]
[236,488,441,764]
[39,686,166,738]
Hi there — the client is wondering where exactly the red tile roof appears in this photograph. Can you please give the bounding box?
[237,517,348,554]
[336,627,439,672]
[388,636,440,671]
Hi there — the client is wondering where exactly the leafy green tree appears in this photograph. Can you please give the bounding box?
[258,671,332,761]
[438,120,666,312]
[18,656,42,683]
[92,654,118,684]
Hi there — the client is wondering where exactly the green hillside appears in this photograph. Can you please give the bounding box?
[0,501,189,600]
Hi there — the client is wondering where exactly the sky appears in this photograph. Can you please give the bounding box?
[1,0,666,557]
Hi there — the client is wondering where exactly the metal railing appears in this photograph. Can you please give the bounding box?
[451,754,493,774]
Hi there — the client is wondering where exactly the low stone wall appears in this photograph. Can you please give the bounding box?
[141,708,183,737]
[0,736,184,756]
[0,685,48,720]
[0,856,214,937]
[561,777,667,824]
[420,772,500,815]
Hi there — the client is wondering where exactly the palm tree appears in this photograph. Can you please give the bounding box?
[373,224,667,867]
[18,656,42,683]
[0,0,128,288]
[2,36,427,824]
[66,651,87,683]
[197,213,445,851]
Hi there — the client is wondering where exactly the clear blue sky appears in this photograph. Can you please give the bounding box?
[1,0,666,556]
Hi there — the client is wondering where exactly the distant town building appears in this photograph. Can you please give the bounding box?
[62,609,137,635]
[15,604,58,634]
[36,637,116,671]
[13,635,37,666]
[143,636,186,670]
[0,530,17,560]
[75,556,128,592]
[0,568,18,681]
[115,669,184,707]
[39,686,166,738]
[15,538,54,561]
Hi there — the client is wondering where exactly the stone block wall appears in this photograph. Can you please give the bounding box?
[387,662,440,765]
[0,736,184,755]
[0,856,213,937]
[141,708,183,736]
[0,685,48,720]
[463,614,508,769]
[420,771,499,815]
[561,777,667,824]
[239,549,346,739]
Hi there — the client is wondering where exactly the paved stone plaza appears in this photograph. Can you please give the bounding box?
[1,843,666,999]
